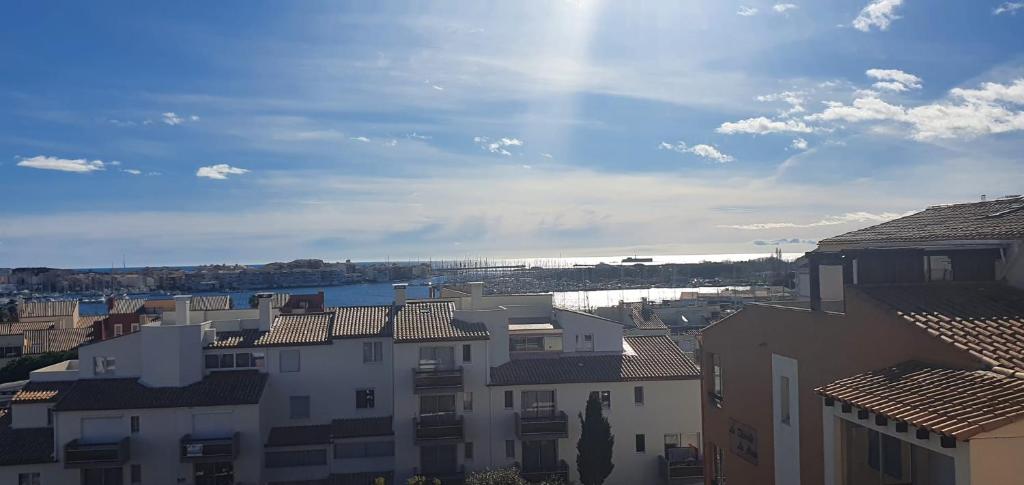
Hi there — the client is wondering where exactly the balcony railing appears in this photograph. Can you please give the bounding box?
[515,410,569,439]
[519,459,570,483]
[413,366,464,393]
[180,432,239,462]
[660,447,704,483]
[64,437,130,468]
[414,413,464,443]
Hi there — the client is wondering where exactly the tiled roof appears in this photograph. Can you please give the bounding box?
[207,329,266,349]
[628,302,668,330]
[282,292,325,313]
[393,301,489,343]
[75,315,106,328]
[110,298,146,314]
[331,306,392,339]
[819,196,1024,247]
[24,328,94,354]
[12,380,75,403]
[266,424,331,447]
[0,408,54,466]
[0,321,54,335]
[857,283,1024,371]
[54,370,267,411]
[332,416,394,439]
[817,362,1024,440]
[190,295,232,311]
[18,300,78,318]
[255,313,332,346]
[490,335,700,385]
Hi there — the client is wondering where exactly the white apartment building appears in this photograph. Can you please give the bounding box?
[0,283,702,485]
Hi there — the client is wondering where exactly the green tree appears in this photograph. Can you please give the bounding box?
[576,392,614,485]
[0,350,78,384]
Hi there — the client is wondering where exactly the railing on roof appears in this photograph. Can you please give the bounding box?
[660,445,704,483]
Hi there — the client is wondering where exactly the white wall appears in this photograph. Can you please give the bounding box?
[140,322,204,387]
[77,330,144,379]
[553,309,623,354]
[772,353,801,485]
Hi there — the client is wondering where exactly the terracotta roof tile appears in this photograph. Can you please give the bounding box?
[12,380,75,403]
[110,298,146,314]
[820,196,1024,247]
[0,321,54,335]
[394,301,488,343]
[628,302,668,330]
[54,370,267,411]
[18,300,78,318]
[189,295,232,311]
[858,283,1024,371]
[24,327,93,354]
[207,329,266,349]
[255,312,332,346]
[816,362,1024,440]
[75,315,105,328]
[490,335,700,385]
[330,306,392,339]
[0,408,54,465]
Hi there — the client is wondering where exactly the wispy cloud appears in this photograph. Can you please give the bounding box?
[121,169,142,175]
[852,0,904,32]
[159,112,200,126]
[473,136,524,156]
[737,6,759,16]
[866,68,922,91]
[753,238,817,246]
[773,3,798,13]
[350,136,371,143]
[17,155,105,173]
[384,139,398,147]
[196,164,250,180]
[658,141,734,162]
[722,211,911,230]
[791,138,809,150]
[757,91,806,117]
[994,2,1024,15]
[717,117,814,135]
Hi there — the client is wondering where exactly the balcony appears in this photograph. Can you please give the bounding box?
[515,411,569,440]
[413,366,463,394]
[64,438,130,468]
[414,414,464,444]
[519,459,569,483]
[660,446,704,484]
[180,433,239,462]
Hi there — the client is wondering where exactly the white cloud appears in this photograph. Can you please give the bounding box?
[866,68,922,90]
[717,116,814,135]
[384,139,398,147]
[17,156,105,173]
[753,238,817,246]
[773,3,798,13]
[407,132,432,140]
[806,96,906,122]
[350,136,371,143]
[791,138,809,150]
[541,153,554,159]
[737,6,759,16]
[722,211,910,230]
[108,161,122,166]
[161,112,185,125]
[757,90,806,116]
[431,84,445,91]
[121,169,142,175]
[474,136,524,156]
[190,115,201,121]
[658,141,735,163]
[994,2,1024,14]
[852,0,904,32]
[196,164,250,180]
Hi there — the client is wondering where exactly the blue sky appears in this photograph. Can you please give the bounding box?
[2,0,1024,267]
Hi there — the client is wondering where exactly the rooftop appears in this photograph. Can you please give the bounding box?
[490,335,700,385]
[393,301,489,343]
[12,380,76,403]
[18,300,78,318]
[331,305,392,339]
[0,408,54,466]
[628,302,668,330]
[817,362,1024,440]
[0,321,54,335]
[53,370,267,411]
[819,196,1024,248]
[24,327,94,354]
[255,312,332,346]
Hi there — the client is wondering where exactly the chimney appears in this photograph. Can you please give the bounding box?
[173,295,191,325]
[393,283,408,306]
[469,281,484,301]
[981,194,987,202]
[257,292,273,331]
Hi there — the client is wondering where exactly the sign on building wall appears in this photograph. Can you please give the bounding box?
[729,418,759,464]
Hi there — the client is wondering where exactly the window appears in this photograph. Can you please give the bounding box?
[236,352,252,367]
[130,464,141,485]
[280,350,300,372]
[510,335,562,352]
[634,386,645,406]
[419,394,456,417]
[590,390,611,409]
[504,390,514,409]
[925,255,953,281]
[253,352,266,368]
[356,389,375,409]
[93,356,116,375]
[18,472,40,485]
[220,353,235,369]
[130,323,140,333]
[465,441,474,460]
[664,434,681,449]
[265,449,327,468]
[419,346,455,369]
[130,415,140,433]
[779,376,791,425]
[113,324,124,337]
[522,390,556,417]
[505,439,516,458]
[289,396,310,419]
[635,434,646,453]
[463,391,473,411]
[204,354,219,369]
[579,333,595,351]
[335,441,395,459]
[81,467,123,485]
[462,344,472,363]
[363,342,383,363]
[711,353,723,406]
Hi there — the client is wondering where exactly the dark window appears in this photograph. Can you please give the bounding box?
[236,352,252,367]
[335,441,395,459]
[204,354,219,369]
[462,344,472,363]
[82,467,123,485]
[219,353,234,369]
[465,441,474,460]
[635,434,646,453]
[130,464,141,485]
[463,391,473,411]
[363,342,383,363]
[421,444,458,476]
[130,415,140,433]
[590,390,611,409]
[18,473,40,485]
[290,396,310,419]
[504,390,514,409]
[634,386,645,405]
[265,449,327,468]
[356,389,375,409]
[505,439,516,458]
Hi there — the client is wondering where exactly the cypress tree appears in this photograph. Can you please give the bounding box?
[576,392,614,485]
